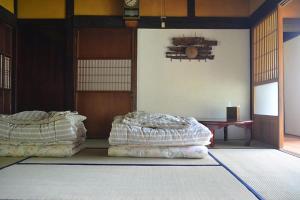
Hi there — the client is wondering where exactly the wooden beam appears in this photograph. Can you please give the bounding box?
[250,0,282,27]
[187,0,195,17]
[65,0,75,110]
[140,16,250,29]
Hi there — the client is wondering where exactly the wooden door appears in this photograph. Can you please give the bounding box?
[17,21,66,111]
[0,22,12,114]
[75,28,136,139]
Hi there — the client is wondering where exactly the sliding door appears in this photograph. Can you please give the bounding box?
[17,22,66,111]
[75,28,136,139]
[251,10,282,147]
[0,22,12,114]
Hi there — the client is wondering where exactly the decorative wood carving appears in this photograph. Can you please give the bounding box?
[166,35,218,61]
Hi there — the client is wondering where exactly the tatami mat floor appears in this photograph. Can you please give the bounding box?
[1,139,299,200]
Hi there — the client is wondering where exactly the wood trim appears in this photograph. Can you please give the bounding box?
[65,0,75,110]
[73,16,124,28]
[14,0,17,17]
[253,79,278,86]
[17,19,66,26]
[250,0,281,27]
[187,0,195,17]
[73,16,250,29]
[0,5,16,27]
[139,16,250,29]
[277,5,284,149]
[250,28,253,119]
[131,29,137,111]
[11,22,17,113]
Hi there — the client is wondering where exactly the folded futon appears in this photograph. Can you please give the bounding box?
[0,111,87,157]
[108,111,212,158]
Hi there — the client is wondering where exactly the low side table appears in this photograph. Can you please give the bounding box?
[198,119,253,147]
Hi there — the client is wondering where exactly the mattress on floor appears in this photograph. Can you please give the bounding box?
[0,142,83,157]
[109,112,212,146]
[108,145,208,159]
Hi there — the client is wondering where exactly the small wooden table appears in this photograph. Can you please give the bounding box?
[198,119,253,147]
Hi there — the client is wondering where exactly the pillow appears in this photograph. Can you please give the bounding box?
[10,111,49,121]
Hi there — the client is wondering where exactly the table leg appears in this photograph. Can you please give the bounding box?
[244,127,252,146]
[224,126,228,141]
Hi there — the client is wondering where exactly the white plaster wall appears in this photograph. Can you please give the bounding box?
[284,35,300,136]
[137,29,250,139]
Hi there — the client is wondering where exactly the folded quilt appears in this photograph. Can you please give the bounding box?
[0,111,87,144]
[122,111,188,128]
[109,112,212,146]
[108,145,208,159]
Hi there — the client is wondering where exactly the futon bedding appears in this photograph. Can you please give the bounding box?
[108,145,208,159]
[109,112,212,146]
[0,111,87,157]
[0,111,87,144]
[0,143,83,157]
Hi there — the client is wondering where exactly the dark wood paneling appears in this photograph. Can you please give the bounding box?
[253,114,278,147]
[76,92,132,139]
[77,28,132,59]
[17,22,66,111]
[0,22,13,114]
[0,5,16,27]
[0,24,4,51]
[3,90,11,114]
[4,24,12,56]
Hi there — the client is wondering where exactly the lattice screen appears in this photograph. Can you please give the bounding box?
[0,54,11,89]
[252,10,278,85]
[77,59,131,91]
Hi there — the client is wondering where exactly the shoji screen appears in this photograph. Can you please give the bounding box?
[252,10,279,147]
[253,11,278,85]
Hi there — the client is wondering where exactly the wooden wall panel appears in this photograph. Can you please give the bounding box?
[0,22,12,114]
[18,0,66,19]
[4,24,12,56]
[0,0,14,13]
[17,22,66,111]
[253,114,278,147]
[76,92,132,139]
[74,0,122,16]
[195,0,249,17]
[0,24,4,52]
[140,0,187,16]
[77,28,132,59]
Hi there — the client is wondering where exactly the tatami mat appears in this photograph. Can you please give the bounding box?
[0,165,257,200]
[210,149,300,200]
[21,148,218,166]
[0,157,26,169]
